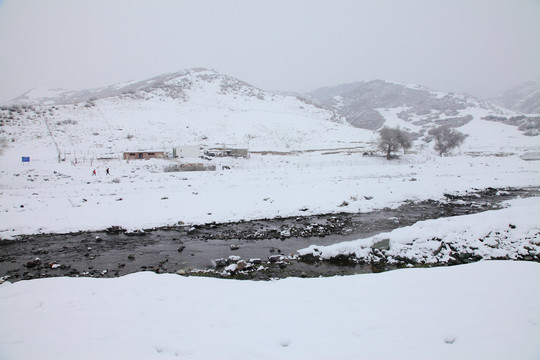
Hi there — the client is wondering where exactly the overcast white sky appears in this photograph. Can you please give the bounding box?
[0,0,539,103]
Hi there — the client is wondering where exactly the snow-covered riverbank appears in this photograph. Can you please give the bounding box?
[298,197,540,265]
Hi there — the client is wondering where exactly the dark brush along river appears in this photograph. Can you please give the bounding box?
[1,187,538,282]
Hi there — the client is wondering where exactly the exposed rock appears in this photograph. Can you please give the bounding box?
[298,253,320,264]
[25,258,42,268]
[176,269,188,276]
[327,254,356,265]
[227,255,241,264]
[214,258,228,267]
[268,255,284,263]
[236,260,247,271]
[371,238,390,251]
[106,226,124,234]
[125,230,146,236]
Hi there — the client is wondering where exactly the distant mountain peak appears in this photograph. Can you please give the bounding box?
[305,79,514,132]
[6,68,265,106]
[490,79,540,114]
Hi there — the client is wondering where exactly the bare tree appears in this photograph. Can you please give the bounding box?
[428,125,467,156]
[378,126,412,159]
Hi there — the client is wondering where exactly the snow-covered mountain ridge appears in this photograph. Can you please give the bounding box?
[8,68,268,106]
[490,79,540,114]
[305,80,532,133]
[0,68,369,163]
[1,68,539,166]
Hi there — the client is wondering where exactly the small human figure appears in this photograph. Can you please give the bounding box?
[92,169,96,176]
[106,168,110,175]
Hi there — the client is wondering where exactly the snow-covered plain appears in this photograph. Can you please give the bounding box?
[1,151,539,239]
[1,69,540,359]
[1,261,539,360]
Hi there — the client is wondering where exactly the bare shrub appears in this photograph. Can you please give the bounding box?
[378,126,413,159]
[56,119,77,125]
[428,125,467,156]
[164,163,216,172]
[0,137,6,154]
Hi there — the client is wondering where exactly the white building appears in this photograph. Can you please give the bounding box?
[172,145,200,159]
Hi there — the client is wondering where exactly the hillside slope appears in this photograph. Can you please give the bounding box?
[304,79,540,149]
[306,80,513,130]
[0,69,376,164]
[2,70,539,167]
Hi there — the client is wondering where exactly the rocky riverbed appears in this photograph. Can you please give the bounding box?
[1,187,538,283]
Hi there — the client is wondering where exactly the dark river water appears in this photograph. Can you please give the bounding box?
[1,187,538,282]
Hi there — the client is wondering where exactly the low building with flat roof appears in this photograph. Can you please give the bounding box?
[123,151,165,160]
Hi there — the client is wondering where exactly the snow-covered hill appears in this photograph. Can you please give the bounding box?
[8,68,269,106]
[3,70,540,166]
[490,79,540,114]
[305,80,519,131]
[0,68,376,164]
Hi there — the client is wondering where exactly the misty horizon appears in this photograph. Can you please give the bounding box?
[0,0,539,103]
[5,67,540,104]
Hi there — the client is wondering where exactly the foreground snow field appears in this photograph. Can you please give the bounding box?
[1,261,539,360]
